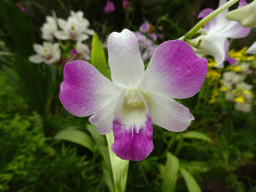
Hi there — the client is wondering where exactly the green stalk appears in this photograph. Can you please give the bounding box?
[183,0,239,40]
[106,133,129,192]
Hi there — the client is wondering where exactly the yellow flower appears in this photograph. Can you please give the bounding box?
[209,87,219,104]
[220,86,229,92]
[206,70,221,80]
[235,95,245,103]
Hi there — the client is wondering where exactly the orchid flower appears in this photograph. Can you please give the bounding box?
[29,42,61,64]
[191,0,251,68]
[226,0,256,28]
[104,0,116,14]
[41,16,58,41]
[139,22,158,41]
[55,11,93,41]
[68,41,91,62]
[133,31,158,62]
[59,29,208,161]
[246,41,256,54]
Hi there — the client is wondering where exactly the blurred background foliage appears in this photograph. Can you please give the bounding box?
[1,0,256,191]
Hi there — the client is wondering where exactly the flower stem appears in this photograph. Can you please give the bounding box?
[106,133,129,192]
[183,0,240,40]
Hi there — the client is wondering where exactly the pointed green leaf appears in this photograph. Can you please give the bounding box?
[91,33,110,78]
[180,161,210,174]
[180,131,212,143]
[55,127,94,152]
[180,168,202,192]
[160,152,180,192]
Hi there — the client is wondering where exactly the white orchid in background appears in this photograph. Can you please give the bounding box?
[68,41,91,62]
[191,0,251,68]
[41,16,58,40]
[226,0,256,28]
[29,42,61,64]
[55,11,94,41]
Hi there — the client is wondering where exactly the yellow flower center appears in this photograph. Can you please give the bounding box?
[124,88,145,108]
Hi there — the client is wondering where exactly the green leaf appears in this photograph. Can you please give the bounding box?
[160,152,180,192]
[91,33,110,78]
[0,0,35,57]
[180,168,202,192]
[180,131,212,143]
[180,161,210,174]
[55,127,94,152]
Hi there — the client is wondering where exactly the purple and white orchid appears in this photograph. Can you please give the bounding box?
[59,29,208,161]
[191,0,251,68]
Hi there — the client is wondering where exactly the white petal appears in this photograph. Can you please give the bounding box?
[107,29,145,88]
[54,31,69,40]
[89,90,125,134]
[33,44,43,54]
[29,55,44,64]
[143,92,194,132]
[196,35,226,68]
[246,41,256,54]
[57,18,68,31]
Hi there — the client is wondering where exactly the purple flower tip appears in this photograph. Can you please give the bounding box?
[104,0,116,13]
[111,116,153,161]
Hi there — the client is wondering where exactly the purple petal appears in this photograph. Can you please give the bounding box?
[238,0,247,8]
[104,0,116,13]
[112,115,153,161]
[59,60,122,117]
[107,29,145,88]
[139,22,150,33]
[224,40,238,65]
[138,40,208,99]
[198,8,214,19]
[198,8,215,31]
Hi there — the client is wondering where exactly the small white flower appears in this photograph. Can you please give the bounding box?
[240,62,252,74]
[41,16,58,40]
[244,92,253,102]
[236,82,253,91]
[29,42,61,64]
[235,102,251,112]
[223,71,236,82]
[55,11,93,41]
[76,41,91,60]
[222,81,233,90]
[225,91,234,101]
[232,74,246,84]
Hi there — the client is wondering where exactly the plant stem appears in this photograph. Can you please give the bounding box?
[183,0,240,40]
[106,133,129,192]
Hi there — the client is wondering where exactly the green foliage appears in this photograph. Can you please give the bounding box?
[91,32,110,79]
[55,127,95,152]
[0,112,49,191]
[180,168,202,192]
[159,152,179,192]
[0,0,35,57]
